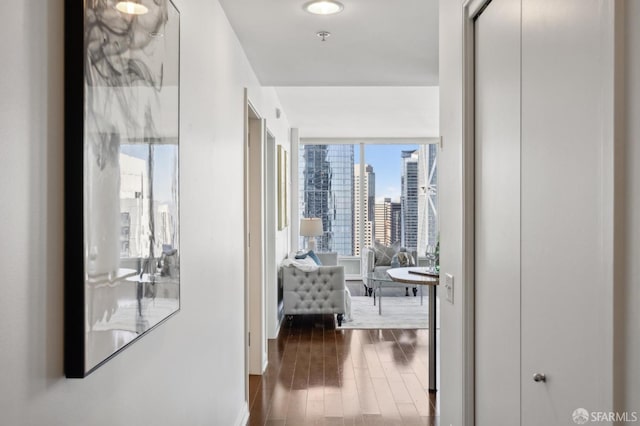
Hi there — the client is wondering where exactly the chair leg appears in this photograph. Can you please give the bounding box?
[336,314,344,327]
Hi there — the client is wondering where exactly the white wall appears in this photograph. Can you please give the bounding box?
[275,87,440,138]
[615,0,640,416]
[0,1,289,425]
[272,135,291,337]
[262,93,292,339]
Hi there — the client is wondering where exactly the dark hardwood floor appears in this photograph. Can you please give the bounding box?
[248,312,438,426]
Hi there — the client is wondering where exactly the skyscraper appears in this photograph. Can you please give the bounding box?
[418,144,438,252]
[353,164,374,255]
[374,200,389,245]
[374,197,401,246]
[299,145,354,255]
[401,150,419,250]
[390,201,402,245]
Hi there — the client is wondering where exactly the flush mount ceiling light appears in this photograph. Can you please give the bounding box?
[115,1,149,15]
[304,1,344,15]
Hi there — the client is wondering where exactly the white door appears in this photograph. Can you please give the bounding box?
[474,0,612,424]
[474,0,521,424]
[520,0,611,423]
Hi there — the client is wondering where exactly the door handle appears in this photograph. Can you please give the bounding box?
[533,373,546,383]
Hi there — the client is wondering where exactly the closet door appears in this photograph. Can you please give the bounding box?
[474,0,612,423]
[474,0,521,425]
[520,0,610,423]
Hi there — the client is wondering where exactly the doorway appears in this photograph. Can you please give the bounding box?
[244,93,267,391]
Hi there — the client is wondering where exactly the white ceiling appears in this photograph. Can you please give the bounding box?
[219,0,439,137]
[218,0,439,86]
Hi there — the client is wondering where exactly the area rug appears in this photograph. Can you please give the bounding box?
[339,295,439,329]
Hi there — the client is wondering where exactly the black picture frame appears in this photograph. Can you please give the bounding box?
[65,0,181,378]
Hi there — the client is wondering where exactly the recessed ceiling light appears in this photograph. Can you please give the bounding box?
[304,1,344,15]
[115,1,149,15]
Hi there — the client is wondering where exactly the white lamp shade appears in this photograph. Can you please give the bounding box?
[300,218,323,237]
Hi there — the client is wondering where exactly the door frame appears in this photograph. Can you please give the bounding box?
[460,2,490,424]
[243,90,268,405]
[264,130,279,338]
[460,1,617,424]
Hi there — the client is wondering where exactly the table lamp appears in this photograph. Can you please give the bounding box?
[300,218,323,251]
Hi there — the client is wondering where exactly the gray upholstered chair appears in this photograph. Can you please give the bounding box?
[282,252,346,326]
[362,246,418,297]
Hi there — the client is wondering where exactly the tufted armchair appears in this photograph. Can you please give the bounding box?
[282,252,346,326]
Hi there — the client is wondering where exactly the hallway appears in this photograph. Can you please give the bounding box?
[248,316,438,425]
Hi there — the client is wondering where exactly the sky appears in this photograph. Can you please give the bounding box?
[354,144,419,202]
[120,144,178,204]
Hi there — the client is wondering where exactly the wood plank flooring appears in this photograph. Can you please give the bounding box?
[248,314,438,426]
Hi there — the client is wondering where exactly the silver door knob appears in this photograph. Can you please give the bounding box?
[533,373,546,383]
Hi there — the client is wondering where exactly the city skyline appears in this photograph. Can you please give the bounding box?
[355,144,421,202]
[300,143,438,255]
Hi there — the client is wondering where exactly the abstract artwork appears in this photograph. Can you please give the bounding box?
[64,0,180,377]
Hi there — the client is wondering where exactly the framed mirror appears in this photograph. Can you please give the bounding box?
[64,0,181,377]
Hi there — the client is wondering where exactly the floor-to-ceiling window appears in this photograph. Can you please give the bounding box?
[297,140,438,275]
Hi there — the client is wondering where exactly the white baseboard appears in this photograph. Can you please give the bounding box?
[261,355,268,374]
[234,401,249,426]
[274,317,282,338]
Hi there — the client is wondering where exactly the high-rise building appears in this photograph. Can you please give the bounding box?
[374,200,388,244]
[390,201,402,245]
[374,197,401,246]
[417,144,438,253]
[401,150,419,250]
[299,144,354,255]
[354,164,374,255]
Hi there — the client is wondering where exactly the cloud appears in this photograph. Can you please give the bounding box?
[374,186,400,203]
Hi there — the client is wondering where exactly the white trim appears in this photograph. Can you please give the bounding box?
[598,0,616,412]
[242,88,250,408]
[265,130,279,340]
[460,0,493,425]
[234,402,250,426]
[273,318,282,339]
[467,0,491,19]
[611,1,626,414]
[244,90,267,404]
